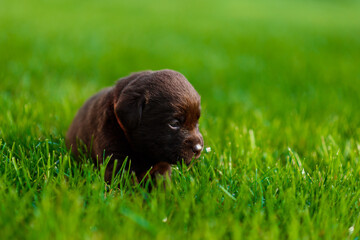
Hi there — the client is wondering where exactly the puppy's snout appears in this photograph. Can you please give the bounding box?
[192,143,203,156]
[184,130,204,160]
[191,133,203,159]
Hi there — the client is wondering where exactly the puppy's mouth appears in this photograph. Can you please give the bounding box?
[176,152,201,165]
[194,151,202,160]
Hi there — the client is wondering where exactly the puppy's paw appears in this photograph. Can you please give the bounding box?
[138,162,172,190]
[151,162,172,178]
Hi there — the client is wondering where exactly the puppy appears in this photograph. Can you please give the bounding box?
[66,70,203,183]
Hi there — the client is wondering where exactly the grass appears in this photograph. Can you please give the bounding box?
[1,0,360,239]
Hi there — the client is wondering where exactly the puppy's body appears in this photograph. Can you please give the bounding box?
[66,70,203,182]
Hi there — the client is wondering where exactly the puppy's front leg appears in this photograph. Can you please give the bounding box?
[138,162,172,189]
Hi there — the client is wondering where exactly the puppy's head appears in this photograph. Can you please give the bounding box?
[114,70,203,165]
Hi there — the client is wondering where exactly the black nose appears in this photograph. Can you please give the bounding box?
[192,143,203,156]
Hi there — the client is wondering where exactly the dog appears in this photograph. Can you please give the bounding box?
[66,70,203,183]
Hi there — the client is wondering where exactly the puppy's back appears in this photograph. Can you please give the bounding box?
[66,87,113,159]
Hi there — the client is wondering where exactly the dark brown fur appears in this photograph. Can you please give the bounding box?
[66,70,203,183]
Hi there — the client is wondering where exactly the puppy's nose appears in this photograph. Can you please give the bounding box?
[192,143,203,156]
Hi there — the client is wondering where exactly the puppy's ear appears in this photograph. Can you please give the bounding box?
[114,87,146,131]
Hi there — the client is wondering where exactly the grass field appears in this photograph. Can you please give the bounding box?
[1,0,360,239]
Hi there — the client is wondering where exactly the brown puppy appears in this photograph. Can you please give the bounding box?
[66,70,203,183]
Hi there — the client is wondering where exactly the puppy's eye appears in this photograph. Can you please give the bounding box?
[168,119,181,130]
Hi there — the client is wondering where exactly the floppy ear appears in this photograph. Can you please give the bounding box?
[114,86,146,131]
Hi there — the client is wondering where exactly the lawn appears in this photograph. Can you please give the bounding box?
[1,0,360,239]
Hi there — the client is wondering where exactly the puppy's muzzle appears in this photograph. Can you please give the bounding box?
[193,144,203,157]
[185,131,203,159]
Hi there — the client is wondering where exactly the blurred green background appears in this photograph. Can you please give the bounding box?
[1,0,360,239]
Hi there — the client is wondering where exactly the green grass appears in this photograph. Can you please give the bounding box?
[1,0,360,239]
